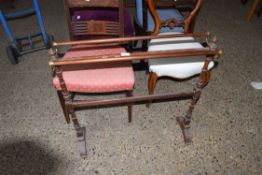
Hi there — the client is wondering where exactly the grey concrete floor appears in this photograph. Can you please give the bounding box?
[0,0,261,174]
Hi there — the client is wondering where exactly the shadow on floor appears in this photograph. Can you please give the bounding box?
[0,140,62,175]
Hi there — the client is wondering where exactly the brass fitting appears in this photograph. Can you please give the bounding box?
[48,61,55,68]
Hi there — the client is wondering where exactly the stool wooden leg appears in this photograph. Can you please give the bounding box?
[57,91,70,124]
[176,90,201,144]
[177,57,212,144]
[126,91,133,123]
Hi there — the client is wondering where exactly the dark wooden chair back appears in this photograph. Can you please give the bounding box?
[146,0,203,34]
[64,0,125,40]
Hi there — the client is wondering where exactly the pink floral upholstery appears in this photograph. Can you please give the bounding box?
[53,46,135,93]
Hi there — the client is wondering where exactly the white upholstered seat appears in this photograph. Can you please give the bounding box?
[148,33,215,79]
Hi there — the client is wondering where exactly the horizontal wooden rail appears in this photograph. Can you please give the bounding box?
[49,49,222,67]
[69,92,194,109]
[53,32,210,47]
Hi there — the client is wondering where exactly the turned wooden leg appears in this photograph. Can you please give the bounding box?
[126,91,133,123]
[70,110,87,158]
[53,61,86,157]
[176,90,201,144]
[147,72,158,107]
[57,91,70,124]
[177,57,212,144]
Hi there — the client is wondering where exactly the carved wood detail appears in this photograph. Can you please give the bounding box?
[64,0,125,40]
[72,20,120,36]
[160,18,184,28]
[146,0,204,34]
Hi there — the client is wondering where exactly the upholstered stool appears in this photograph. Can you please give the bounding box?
[53,46,135,93]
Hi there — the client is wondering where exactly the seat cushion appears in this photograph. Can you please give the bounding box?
[148,39,215,79]
[72,9,134,40]
[53,46,135,93]
[147,9,185,33]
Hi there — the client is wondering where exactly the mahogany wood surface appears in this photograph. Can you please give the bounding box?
[51,49,220,66]
[49,32,222,157]
[69,92,194,109]
[53,32,210,46]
